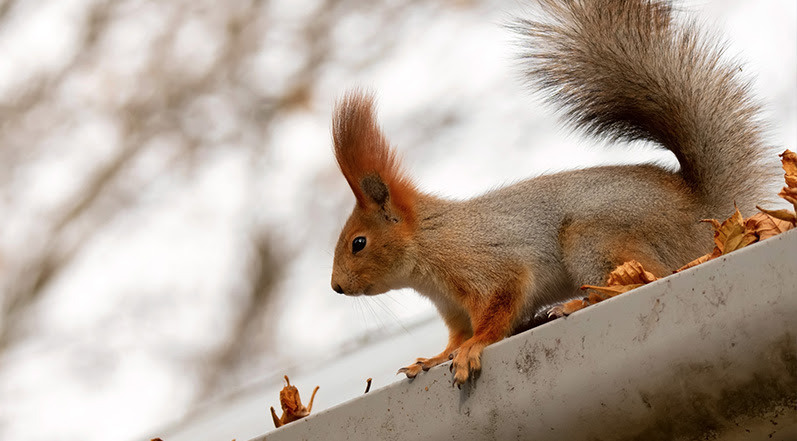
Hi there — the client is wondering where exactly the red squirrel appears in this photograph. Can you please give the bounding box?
[329,0,774,386]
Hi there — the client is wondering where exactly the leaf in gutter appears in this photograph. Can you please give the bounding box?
[704,205,757,254]
[547,261,661,317]
[605,260,658,285]
[780,187,797,211]
[676,206,754,273]
[745,211,794,240]
[676,248,722,272]
[756,206,797,225]
[581,260,657,299]
[781,149,797,185]
[757,149,797,226]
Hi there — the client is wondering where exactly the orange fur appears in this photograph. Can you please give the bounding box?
[449,268,527,385]
[332,91,417,223]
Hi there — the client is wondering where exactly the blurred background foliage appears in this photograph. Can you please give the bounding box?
[0,0,793,440]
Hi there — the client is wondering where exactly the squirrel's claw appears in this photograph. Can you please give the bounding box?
[399,354,453,379]
[397,361,423,378]
[450,342,484,387]
[451,378,462,390]
[547,304,565,319]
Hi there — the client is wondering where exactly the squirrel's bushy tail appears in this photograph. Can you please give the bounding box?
[514,0,773,213]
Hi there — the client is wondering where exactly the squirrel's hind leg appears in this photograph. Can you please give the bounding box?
[549,223,671,318]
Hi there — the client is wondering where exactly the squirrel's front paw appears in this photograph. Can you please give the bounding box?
[397,361,424,378]
[450,342,486,388]
[397,354,451,378]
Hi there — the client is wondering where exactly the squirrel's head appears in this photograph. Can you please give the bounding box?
[330,91,417,296]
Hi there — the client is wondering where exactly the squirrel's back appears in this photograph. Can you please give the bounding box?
[513,0,775,215]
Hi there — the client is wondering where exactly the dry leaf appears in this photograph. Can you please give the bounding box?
[676,248,721,272]
[270,376,319,429]
[781,149,797,182]
[777,149,797,214]
[756,206,797,226]
[606,260,658,285]
[780,187,797,208]
[580,260,658,295]
[679,167,797,274]
[754,149,797,228]
[677,206,759,273]
[746,211,795,240]
[549,261,661,317]
[703,205,757,254]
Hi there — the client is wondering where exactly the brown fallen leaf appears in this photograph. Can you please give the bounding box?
[745,211,794,240]
[606,260,658,285]
[676,205,759,272]
[676,248,722,272]
[781,148,797,217]
[756,206,797,226]
[757,149,797,226]
[780,187,797,210]
[781,149,797,185]
[581,260,658,298]
[550,261,660,316]
[270,375,319,429]
[705,205,757,254]
[679,209,792,272]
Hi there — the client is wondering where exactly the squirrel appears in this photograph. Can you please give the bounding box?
[329,0,775,387]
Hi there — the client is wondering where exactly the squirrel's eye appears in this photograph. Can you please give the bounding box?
[352,236,366,254]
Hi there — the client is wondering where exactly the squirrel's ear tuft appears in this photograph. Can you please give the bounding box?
[333,89,416,221]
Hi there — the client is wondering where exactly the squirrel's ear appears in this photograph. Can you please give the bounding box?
[360,174,390,206]
[333,90,416,222]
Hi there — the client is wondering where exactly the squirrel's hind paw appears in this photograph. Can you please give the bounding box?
[547,305,566,319]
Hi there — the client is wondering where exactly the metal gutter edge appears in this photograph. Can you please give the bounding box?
[256,230,797,441]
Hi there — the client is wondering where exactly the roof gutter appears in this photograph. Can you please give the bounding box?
[257,230,797,441]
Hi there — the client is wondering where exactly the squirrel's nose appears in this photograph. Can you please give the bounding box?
[332,283,344,294]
